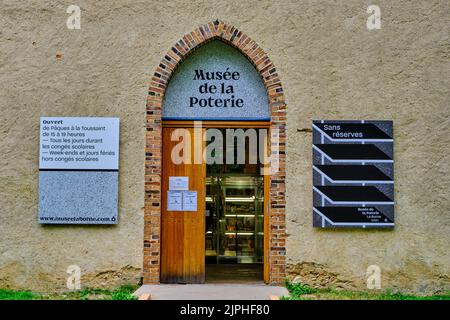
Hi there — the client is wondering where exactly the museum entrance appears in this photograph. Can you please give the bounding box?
[145,29,286,285]
[160,122,269,284]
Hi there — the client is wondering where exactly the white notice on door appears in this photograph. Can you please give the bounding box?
[167,191,183,211]
[182,191,197,211]
[169,176,189,190]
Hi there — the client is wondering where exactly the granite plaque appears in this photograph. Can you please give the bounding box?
[38,117,120,224]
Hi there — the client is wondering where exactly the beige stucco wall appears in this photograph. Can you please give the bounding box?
[0,0,448,293]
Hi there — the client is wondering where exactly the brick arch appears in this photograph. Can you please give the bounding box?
[143,20,286,285]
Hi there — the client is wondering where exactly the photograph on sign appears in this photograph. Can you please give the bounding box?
[182,191,198,212]
[169,176,189,190]
[312,120,394,229]
[167,190,183,211]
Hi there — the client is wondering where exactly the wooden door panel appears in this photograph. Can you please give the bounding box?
[161,127,205,283]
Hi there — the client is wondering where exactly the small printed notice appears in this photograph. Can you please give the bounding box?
[167,191,183,211]
[169,176,189,190]
[182,191,198,211]
[166,190,198,211]
[39,117,120,170]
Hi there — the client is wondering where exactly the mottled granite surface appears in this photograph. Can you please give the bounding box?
[38,171,118,224]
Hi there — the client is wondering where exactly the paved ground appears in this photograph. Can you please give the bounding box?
[134,283,289,300]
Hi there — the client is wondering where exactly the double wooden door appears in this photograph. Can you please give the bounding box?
[160,122,270,284]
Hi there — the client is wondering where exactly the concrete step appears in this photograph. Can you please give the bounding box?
[134,283,289,300]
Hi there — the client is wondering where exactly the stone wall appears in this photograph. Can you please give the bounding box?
[0,0,448,293]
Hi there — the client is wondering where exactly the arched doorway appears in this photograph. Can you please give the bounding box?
[143,21,286,285]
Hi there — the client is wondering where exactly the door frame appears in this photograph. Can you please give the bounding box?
[161,120,270,283]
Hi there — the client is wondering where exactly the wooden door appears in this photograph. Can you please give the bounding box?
[161,127,206,283]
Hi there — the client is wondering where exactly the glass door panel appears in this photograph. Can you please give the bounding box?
[205,127,265,265]
[205,175,264,264]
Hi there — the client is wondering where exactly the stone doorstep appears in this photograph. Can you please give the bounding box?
[134,284,289,300]
[138,293,151,300]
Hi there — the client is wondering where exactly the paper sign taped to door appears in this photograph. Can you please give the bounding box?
[182,191,197,211]
[167,191,183,211]
[169,176,189,190]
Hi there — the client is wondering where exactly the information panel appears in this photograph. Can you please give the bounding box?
[312,120,394,228]
[38,117,120,225]
[39,117,119,170]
